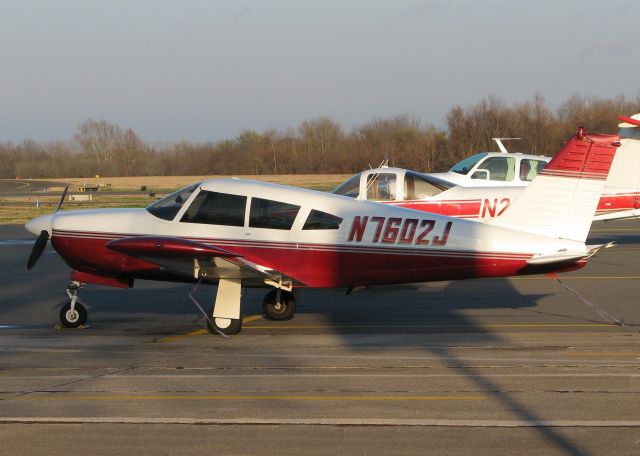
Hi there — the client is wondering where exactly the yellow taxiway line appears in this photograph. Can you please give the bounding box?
[568,353,640,357]
[18,394,487,402]
[242,324,612,330]
[159,320,615,339]
[156,314,264,343]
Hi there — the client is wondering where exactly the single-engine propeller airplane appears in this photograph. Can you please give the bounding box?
[334,117,640,222]
[25,126,629,335]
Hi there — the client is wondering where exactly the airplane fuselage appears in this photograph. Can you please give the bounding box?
[40,179,589,289]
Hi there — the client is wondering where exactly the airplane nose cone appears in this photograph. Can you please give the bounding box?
[25,213,54,237]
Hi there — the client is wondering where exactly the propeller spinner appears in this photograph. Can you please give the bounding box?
[25,185,68,270]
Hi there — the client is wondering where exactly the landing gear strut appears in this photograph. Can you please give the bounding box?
[206,278,243,336]
[60,281,87,328]
[263,289,296,321]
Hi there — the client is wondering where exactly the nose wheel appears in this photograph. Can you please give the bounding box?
[60,282,88,328]
[263,289,296,321]
[60,301,87,328]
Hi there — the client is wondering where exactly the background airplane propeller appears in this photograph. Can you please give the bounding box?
[26,185,68,271]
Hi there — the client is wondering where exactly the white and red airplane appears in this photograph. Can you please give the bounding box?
[334,120,640,222]
[25,127,630,335]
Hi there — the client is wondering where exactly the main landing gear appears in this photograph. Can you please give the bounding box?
[205,279,298,336]
[205,278,243,336]
[262,289,296,321]
[59,281,88,328]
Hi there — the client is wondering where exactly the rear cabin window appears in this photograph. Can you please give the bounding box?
[249,197,300,230]
[302,210,343,230]
[146,184,198,221]
[181,190,246,226]
[519,159,547,181]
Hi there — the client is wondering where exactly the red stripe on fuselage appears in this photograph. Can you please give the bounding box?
[387,192,639,219]
[51,230,541,288]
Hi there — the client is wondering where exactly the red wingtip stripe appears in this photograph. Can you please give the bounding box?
[543,132,620,180]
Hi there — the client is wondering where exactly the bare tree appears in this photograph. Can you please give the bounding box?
[74,119,123,172]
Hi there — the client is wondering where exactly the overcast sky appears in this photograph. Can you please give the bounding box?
[1,0,639,142]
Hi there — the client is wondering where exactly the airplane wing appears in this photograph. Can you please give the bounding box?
[106,236,301,286]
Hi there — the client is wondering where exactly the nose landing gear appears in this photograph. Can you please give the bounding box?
[60,281,88,328]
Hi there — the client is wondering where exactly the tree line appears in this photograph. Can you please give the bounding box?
[1,93,638,179]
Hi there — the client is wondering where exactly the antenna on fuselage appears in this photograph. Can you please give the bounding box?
[492,137,521,154]
[364,157,391,197]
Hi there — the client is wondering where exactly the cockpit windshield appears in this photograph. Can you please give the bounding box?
[450,153,488,175]
[146,184,198,221]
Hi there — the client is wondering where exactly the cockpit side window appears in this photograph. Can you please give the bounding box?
[302,210,343,230]
[249,197,300,230]
[366,173,396,201]
[404,172,449,199]
[474,156,515,181]
[332,174,361,198]
[181,190,247,226]
[146,184,198,221]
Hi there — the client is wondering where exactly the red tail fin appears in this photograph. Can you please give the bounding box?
[541,132,620,180]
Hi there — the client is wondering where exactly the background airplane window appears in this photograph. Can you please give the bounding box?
[181,191,246,226]
[366,173,396,201]
[146,184,198,221]
[475,156,515,181]
[302,210,343,230]
[250,197,300,230]
[332,174,361,198]
[520,159,546,181]
[404,172,450,199]
[450,153,487,175]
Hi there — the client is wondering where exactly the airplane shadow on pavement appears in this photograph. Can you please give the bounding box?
[304,279,599,456]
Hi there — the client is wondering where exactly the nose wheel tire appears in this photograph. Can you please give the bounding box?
[206,317,242,335]
[263,289,296,321]
[59,301,87,328]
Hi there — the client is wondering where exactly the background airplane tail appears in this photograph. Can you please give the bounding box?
[489,128,621,242]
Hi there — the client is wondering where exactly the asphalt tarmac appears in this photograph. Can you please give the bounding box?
[1,221,639,455]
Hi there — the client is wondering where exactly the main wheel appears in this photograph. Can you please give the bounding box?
[263,289,296,321]
[59,301,87,328]
[206,317,242,335]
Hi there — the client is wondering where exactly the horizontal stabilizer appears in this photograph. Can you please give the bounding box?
[618,115,640,127]
[526,242,615,265]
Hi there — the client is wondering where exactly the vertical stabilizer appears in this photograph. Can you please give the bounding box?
[604,137,640,192]
[488,129,620,242]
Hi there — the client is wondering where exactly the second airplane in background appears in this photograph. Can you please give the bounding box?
[334,117,640,222]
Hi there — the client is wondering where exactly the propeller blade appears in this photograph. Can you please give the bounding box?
[27,230,50,271]
[55,185,69,212]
